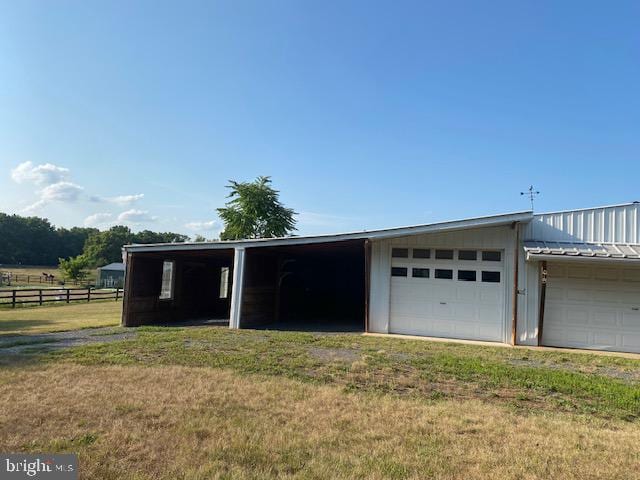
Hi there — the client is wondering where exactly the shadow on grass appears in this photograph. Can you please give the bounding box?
[0,319,55,334]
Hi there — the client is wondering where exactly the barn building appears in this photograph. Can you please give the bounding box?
[121,202,640,354]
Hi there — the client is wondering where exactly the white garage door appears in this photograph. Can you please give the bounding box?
[389,247,505,342]
[543,263,640,353]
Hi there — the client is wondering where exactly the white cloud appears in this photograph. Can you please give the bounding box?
[84,212,114,227]
[11,161,70,186]
[40,181,84,202]
[92,193,145,206]
[185,220,218,231]
[117,209,157,224]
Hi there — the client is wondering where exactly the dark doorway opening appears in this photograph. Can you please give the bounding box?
[242,240,366,332]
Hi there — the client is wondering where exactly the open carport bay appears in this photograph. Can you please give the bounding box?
[240,240,366,332]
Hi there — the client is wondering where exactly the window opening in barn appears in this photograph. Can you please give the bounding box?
[219,267,230,298]
[159,261,175,300]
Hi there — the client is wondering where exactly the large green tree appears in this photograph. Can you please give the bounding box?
[81,226,189,267]
[217,176,297,240]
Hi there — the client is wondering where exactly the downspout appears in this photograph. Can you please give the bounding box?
[511,222,520,345]
[537,261,548,346]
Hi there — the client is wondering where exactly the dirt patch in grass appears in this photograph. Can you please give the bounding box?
[0,327,136,355]
[1,363,639,480]
[308,346,361,363]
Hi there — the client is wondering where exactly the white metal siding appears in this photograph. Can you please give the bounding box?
[524,204,640,244]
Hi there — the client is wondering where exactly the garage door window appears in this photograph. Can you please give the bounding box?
[435,269,453,279]
[392,248,409,258]
[458,250,477,261]
[481,271,501,283]
[482,251,501,262]
[412,268,430,278]
[391,267,408,277]
[435,249,454,260]
[413,248,430,259]
[458,270,477,281]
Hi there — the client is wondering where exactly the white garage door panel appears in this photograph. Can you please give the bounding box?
[542,263,640,353]
[389,248,505,342]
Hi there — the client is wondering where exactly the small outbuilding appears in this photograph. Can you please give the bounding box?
[97,262,125,288]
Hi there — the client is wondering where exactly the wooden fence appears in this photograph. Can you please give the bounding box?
[0,287,122,308]
[0,273,86,287]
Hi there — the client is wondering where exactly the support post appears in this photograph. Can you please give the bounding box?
[364,239,371,333]
[12,290,16,309]
[537,261,548,346]
[39,289,43,306]
[66,289,70,303]
[229,247,246,329]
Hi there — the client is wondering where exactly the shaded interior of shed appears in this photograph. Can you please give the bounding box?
[241,240,366,332]
[122,249,234,326]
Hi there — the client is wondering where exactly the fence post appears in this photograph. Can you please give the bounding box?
[87,288,91,302]
[66,289,70,303]
[27,275,30,284]
[115,288,120,301]
[12,290,16,308]
[39,289,43,306]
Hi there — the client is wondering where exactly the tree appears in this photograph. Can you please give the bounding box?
[83,226,133,267]
[82,226,190,267]
[217,176,296,240]
[59,255,90,283]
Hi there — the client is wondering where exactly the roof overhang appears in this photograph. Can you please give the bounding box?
[524,241,640,266]
[124,211,533,254]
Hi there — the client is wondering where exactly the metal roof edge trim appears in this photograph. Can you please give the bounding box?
[124,211,533,253]
[525,252,640,265]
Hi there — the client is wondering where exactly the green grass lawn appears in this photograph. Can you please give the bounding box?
[0,300,121,335]
[2,311,640,478]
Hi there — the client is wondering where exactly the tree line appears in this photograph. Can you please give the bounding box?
[0,213,188,267]
[2,176,298,282]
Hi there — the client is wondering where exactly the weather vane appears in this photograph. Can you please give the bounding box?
[520,185,540,210]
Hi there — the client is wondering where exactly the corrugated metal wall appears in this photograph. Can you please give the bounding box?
[524,203,640,244]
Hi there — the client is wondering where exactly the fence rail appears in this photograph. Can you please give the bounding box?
[0,272,88,286]
[0,287,122,308]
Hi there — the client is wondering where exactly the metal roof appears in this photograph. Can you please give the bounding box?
[98,262,126,271]
[124,211,533,253]
[524,241,640,264]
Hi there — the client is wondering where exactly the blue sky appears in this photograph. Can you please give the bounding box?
[1,1,638,238]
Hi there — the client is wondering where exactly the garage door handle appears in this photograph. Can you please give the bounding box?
[633,307,639,311]
[440,302,447,305]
